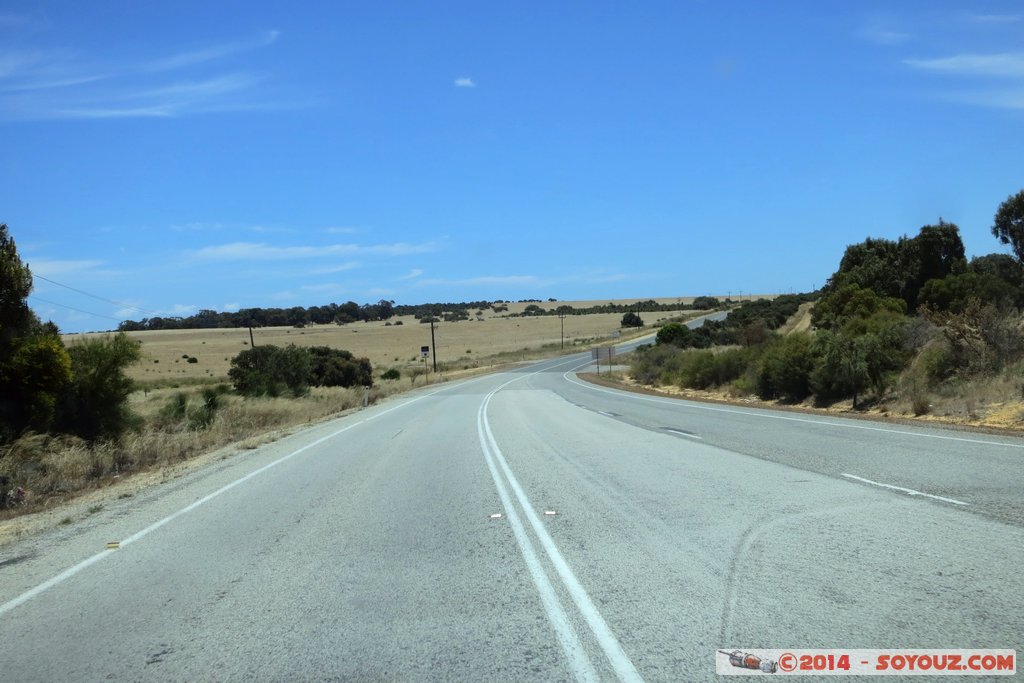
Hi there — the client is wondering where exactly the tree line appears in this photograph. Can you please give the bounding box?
[117,300,499,331]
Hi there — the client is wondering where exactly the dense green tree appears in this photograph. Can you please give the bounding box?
[620,312,644,328]
[55,334,142,440]
[228,345,311,397]
[0,224,35,350]
[307,347,373,387]
[656,323,692,346]
[756,333,815,401]
[992,189,1024,262]
[812,284,906,330]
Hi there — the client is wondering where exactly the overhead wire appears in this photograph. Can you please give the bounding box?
[28,295,125,323]
[31,273,160,318]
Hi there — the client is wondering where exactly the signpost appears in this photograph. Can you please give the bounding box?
[591,346,615,375]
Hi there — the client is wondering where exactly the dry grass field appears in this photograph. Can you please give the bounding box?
[64,297,731,384]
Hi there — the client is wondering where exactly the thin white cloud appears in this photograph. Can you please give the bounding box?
[300,283,349,294]
[223,302,240,311]
[324,226,358,234]
[399,268,424,280]
[0,31,299,121]
[969,14,1022,24]
[858,27,911,46]
[192,241,436,261]
[454,76,476,88]
[28,258,105,277]
[905,52,1024,78]
[942,88,1024,110]
[146,30,279,72]
[311,261,360,275]
[0,13,31,27]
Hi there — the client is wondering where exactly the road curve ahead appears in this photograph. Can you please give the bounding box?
[1,342,1022,681]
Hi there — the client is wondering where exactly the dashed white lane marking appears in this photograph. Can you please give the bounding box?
[840,473,969,506]
[662,428,703,440]
[561,368,1024,449]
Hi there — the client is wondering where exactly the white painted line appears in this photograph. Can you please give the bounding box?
[0,419,365,617]
[480,380,644,683]
[598,411,618,417]
[0,376,490,618]
[544,510,558,516]
[477,400,599,683]
[662,428,703,440]
[489,513,503,519]
[840,473,969,506]
[561,368,1024,449]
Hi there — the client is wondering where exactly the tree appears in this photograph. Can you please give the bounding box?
[621,312,643,328]
[55,334,142,440]
[656,323,691,346]
[228,345,311,397]
[992,189,1024,262]
[307,347,373,387]
[0,224,35,351]
[756,333,815,401]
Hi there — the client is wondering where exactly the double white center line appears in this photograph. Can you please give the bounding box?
[477,365,643,683]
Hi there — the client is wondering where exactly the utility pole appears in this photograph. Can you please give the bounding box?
[248,326,256,348]
[430,319,437,373]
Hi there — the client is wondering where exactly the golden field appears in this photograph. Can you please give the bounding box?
[64,297,730,383]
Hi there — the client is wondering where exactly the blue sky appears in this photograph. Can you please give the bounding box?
[3,1,1023,332]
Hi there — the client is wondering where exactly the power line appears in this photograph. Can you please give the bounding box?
[28,295,124,322]
[31,273,159,317]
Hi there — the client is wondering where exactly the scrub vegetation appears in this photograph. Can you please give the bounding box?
[628,191,1024,425]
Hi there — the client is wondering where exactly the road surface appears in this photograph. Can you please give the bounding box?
[1,331,1022,681]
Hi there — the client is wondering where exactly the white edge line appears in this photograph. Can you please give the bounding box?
[561,367,1024,450]
[840,473,969,506]
[0,374,494,618]
[481,378,644,682]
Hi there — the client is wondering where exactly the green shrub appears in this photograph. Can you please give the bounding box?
[381,368,401,381]
[307,346,373,387]
[620,312,644,328]
[55,333,142,440]
[756,333,815,401]
[228,345,311,397]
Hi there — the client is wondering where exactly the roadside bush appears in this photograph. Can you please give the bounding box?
[228,345,311,397]
[55,333,142,440]
[307,347,373,388]
[756,333,815,401]
[621,312,644,328]
[381,368,401,381]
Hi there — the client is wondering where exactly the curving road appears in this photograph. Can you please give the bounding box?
[2,326,1023,681]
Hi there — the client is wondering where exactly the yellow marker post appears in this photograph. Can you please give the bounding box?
[106,541,120,550]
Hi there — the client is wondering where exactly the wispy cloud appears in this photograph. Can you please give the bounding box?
[311,261,360,275]
[0,30,295,121]
[454,76,476,88]
[905,52,1024,77]
[146,30,279,72]
[324,226,359,234]
[28,258,105,277]
[192,241,436,261]
[858,27,911,46]
[969,14,1022,24]
[399,268,424,280]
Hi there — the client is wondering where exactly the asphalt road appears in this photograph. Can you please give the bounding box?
[1,331,1022,681]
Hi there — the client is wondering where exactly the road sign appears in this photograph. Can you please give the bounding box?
[421,345,430,358]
